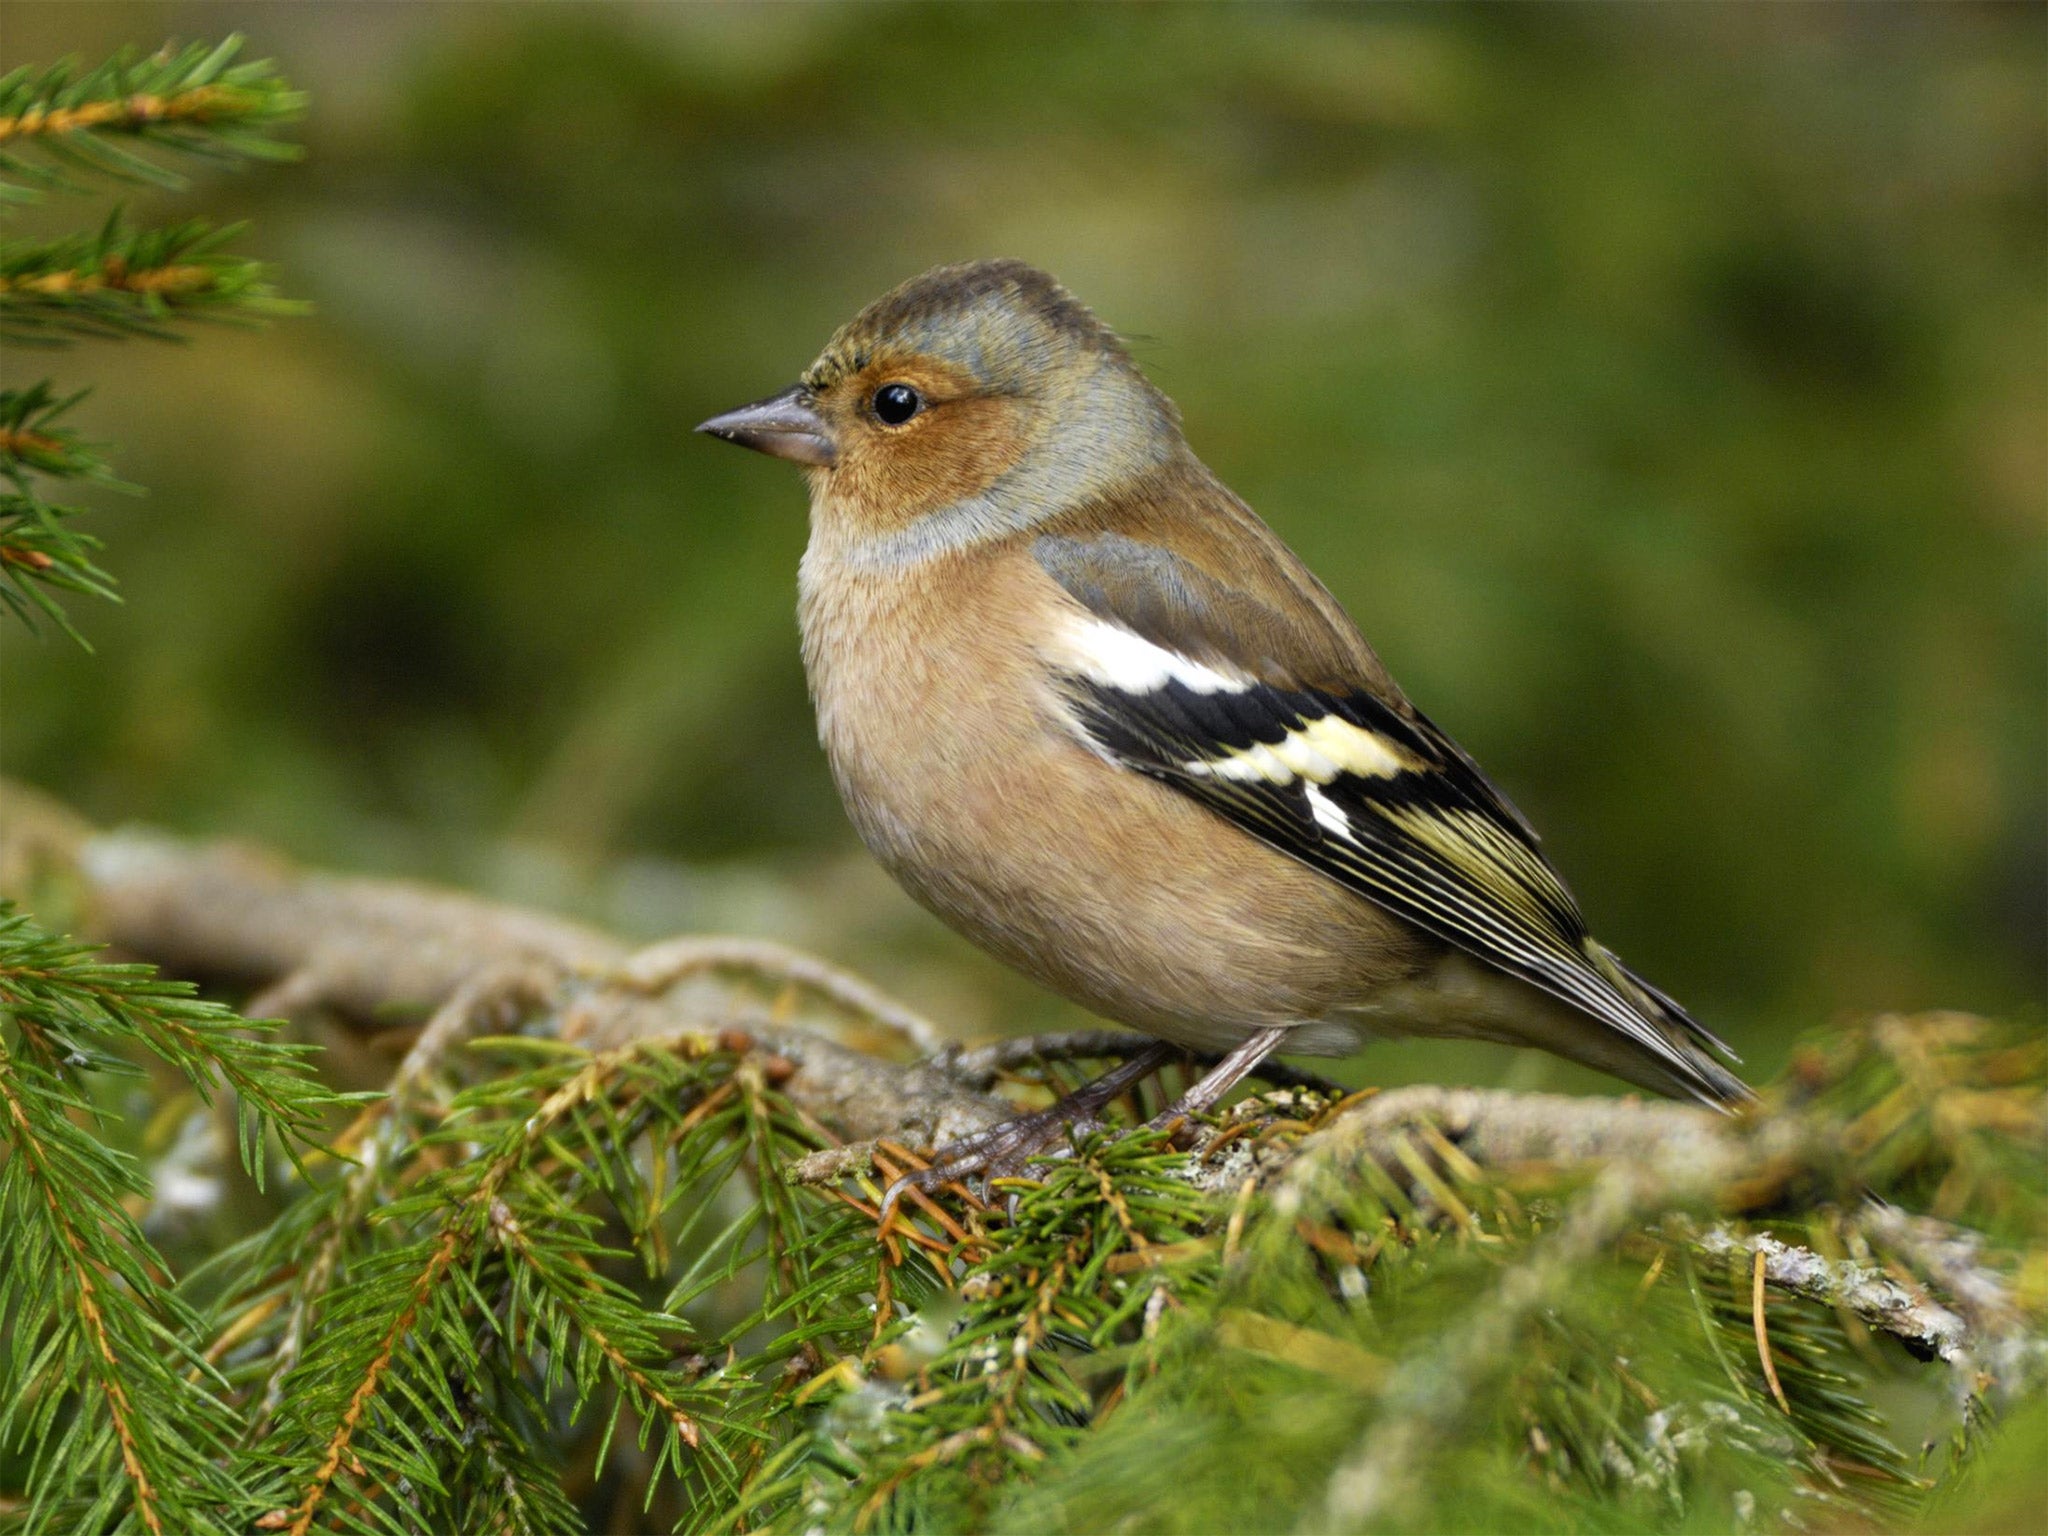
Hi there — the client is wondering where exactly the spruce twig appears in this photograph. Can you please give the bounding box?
[0,906,354,1533]
[0,382,127,643]
[0,213,305,344]
[0,36,304,646]
[0,37,304,202]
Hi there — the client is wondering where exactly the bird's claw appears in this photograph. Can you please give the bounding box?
[877,1108,1104,1226]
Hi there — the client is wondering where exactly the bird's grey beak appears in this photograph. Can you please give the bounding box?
[695,386,836,467]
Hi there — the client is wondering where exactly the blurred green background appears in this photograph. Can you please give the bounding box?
[2,2,2041,1091]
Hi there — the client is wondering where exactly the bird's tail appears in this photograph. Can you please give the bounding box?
[1587,942,1754,1110]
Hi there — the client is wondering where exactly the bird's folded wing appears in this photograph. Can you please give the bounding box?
[1033,530,1741,1104]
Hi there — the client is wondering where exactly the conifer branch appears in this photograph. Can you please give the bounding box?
[0,37,304,202]
[1319,1151,1689,1529]
[0,908,361,1179]
[0,902,357,1531]
[0,36,303,648]
[0,383,121,482]
[0,215,305,344]
[281,1220,464,1536]
[0,383,127,642]
[0,1033,168,1536]
[0,966,248,1533]
[255,1040,777,1533]
[4,781,2043,1533]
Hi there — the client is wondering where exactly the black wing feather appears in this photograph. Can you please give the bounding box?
[1058,667,1744,1101]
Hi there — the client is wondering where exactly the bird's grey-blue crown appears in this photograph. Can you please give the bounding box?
[804,259,1136,396]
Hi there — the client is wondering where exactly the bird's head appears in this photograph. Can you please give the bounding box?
[698,260,1179,543]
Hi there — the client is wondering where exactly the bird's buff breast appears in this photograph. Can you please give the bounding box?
[795,540,1423,1050]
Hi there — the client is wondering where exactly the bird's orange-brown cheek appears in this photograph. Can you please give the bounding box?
[828,396,1032,530]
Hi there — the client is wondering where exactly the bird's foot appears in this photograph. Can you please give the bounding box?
[876,1028,1298,1223]
[878,1041,1176,1223]
[879,1105,1103,1220]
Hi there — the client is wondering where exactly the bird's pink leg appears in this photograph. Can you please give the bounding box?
[1150,1026,1293,1123]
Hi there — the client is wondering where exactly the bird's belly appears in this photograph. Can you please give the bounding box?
[851,762,1394,1051]
[803,578,1426,1051]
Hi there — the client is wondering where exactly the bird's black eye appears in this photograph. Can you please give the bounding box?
[871,383,922,426]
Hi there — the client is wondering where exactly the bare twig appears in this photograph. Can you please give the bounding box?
[1854,1202,2047,1397]
[387,963,566,1102]
[1855,1202,2022,1342]
[73,828,623,1021]
[622,935,946,1054]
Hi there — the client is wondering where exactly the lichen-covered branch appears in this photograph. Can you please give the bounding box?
[1283,1082,1740,1174]
[1696,1226,1967,1364]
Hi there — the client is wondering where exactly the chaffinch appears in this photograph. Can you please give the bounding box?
[699,258,1748,1177]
